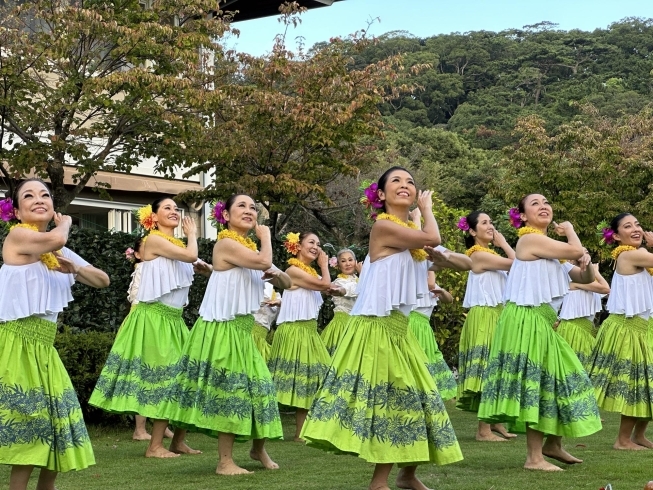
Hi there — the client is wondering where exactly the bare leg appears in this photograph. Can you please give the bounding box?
[396,465,433,490]
[476,421,508,442]
[169,428,202,454]
[164,426,174,439]
[491,423,517,439]
[542,435,582,464]
[524,428,562,471]
[216,433,253,475]
[631,419,653,448]
[133,415,151,440]
[145,419,179,458]
[9,465,33,490]
[615,415,647,450]
[369,463,393,490]
[250,438,279,470]
[35,469,57,490]
[294,408,308,442]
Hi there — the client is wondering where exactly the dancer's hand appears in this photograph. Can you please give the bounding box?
[181,216,197,237]
[255,224,271,242]
[492,229,508,248]
[327,284,346,296]
[54,255,78,275]
[193,259,212,276]
[416,190,434,214]
[54,213,72,229]
[577,251,591,272]
[643,231,653,248]
[355,261,363,274]
[409,207,422,224]
[552,221,574,237]
[317,249,328,268]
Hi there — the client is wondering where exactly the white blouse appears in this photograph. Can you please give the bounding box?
[253,282,280,331]
[463,270,507,308]
[332,275,358,314]
[199,266,265,322]
[559,288,603,322]
[137,256,194,308]
[0,247,89,323]
[606,270,653,320]
[276,287,323,324]
[503,258,572,311]
[127,262,143,305]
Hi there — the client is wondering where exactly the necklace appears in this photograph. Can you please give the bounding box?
[376,213,428,262]
[288,258,318,277]
[145,229,186,248]
[517,226,545,237]
[337,273,358,281]
[611,245,636,261]
[465,245,499,257]
[9,224,61,270]
[218,229,258,251]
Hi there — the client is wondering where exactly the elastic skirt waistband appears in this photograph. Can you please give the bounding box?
[0,316,57,346]
[135,301,183,320]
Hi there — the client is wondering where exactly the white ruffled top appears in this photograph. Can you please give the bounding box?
[0,247,89,323]
[351,251,421,317]
[253,282,280,331]
[503,258,572,311]
[276,286,324,324]
[463,270,508,308]
[199,266,264,322]
[127,262,143,305]
[332,275,358,314]
[606,270,653,320]
[137,256,194,308]
[559,288,603,322]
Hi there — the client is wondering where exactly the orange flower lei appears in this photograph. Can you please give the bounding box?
[9,223,61,270]
[376,213,428,262]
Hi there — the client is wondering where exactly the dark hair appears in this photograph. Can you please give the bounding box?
[224,194,253,230]
[610,213,633,234]
[377,166,415,212]
[12,178,51,209]
[151,197,176,213]
[133,236,144,264]
[515,193,539,227]
[463,210,484,249]
[299,231,318,245]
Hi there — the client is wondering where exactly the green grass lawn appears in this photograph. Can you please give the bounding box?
[2,404,652,489]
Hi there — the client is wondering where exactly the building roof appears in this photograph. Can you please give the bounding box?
[222,0,341,23]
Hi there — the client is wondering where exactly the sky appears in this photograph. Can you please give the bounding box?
[226,0,653,56]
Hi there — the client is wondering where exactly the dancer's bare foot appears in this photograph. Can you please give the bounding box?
[145,446,180,458]
[614,439,649,450]
[542,446,583,464]
[368,486,391,490]
[250,448,279,470]
[132,431,151,441]
[293,437,305,443]
[216,461,253,476]
[396,473,433,490]
[476,432,509,442]
[524,460,563,471]
[164,427,174,439]
[632,436,653,449]
[491,424,517,439]
[169,441,202,455]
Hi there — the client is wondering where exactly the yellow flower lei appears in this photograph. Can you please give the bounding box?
[376,212,428,262]
[465,245,499,257]
[337,273,358,281]
[144,229,186,248]
[611,245,653,275]
[288,257,318,277]
[9,223,61,270]
[517,226,545,237]
[218,229,258,251]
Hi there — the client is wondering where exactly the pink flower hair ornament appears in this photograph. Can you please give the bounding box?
[0,197,15,223]
[125,247,136,262]
[596,220,615,245]
[328,256,338,268]
[508,207,522,229]
[457,216,469,232]
[359,180,383,221]
[208,200,227,229]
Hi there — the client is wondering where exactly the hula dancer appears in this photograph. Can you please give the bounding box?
[587,214,653,450]
[301,167,462,490]
[0,179,110,490]
[455,211,517,441]
[321,248,360,356]
[252,282,281,362]
[268,231,332,441]
[557,262,609,369]
[477,194,601,471]
[90,198,200,459]
[166,195,290,475]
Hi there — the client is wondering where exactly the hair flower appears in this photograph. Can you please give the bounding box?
[284,232,301,255]
[136,204,155,231]
[125,247,135,262]
[359,180,383,221]
[457,216,469,232]
[328,256,338,268]
[0,197,15,223]
[596,220,615,245]
[508,207,522,229]
[209,200,227,229]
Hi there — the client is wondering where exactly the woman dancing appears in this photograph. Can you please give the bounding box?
[90,198,199,458]
[0,179,109,490]
[456,211,516,441]
[166,195,290,474]
[267,231,332,441]
[478,194,601,471]
[321,248,360,356]
[301,167,462,490]
[587,213,653,450]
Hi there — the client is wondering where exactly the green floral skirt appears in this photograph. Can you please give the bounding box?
[165,315,282,441]
[587,314,653,418]
[268,319,331,409]
[0,317,94,472]
[321,311,350,357]
[408,311,457,401]
[252,323,271,363]
[301,311,463,466]
[557,317,597,370]
[456,305,503,412]
[478,302,601,437]
[89,302,188,419]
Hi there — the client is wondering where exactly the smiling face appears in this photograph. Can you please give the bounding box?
[223,195,257,232]
[14,180,54,225]
[613,214,642,247]
[337,251,356,275]
[471,213,494,244]
[520,194,552,228]
[152,198,180,229]
[297,233,320,263]
[378,169,416,210]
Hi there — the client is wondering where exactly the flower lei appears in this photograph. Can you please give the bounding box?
[284,232,301,255]
[376,213,428,262]
[136,204,156,231]
[611,245,653,275]
[337,273,358,281]
[288,257,318,277]
[144,229,186,248]
[218,229,258,251]
[465,245,499,257]
[517,226,545,237]
[9,223,61,270]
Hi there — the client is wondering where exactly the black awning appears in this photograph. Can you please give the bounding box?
[221,0,342,23]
